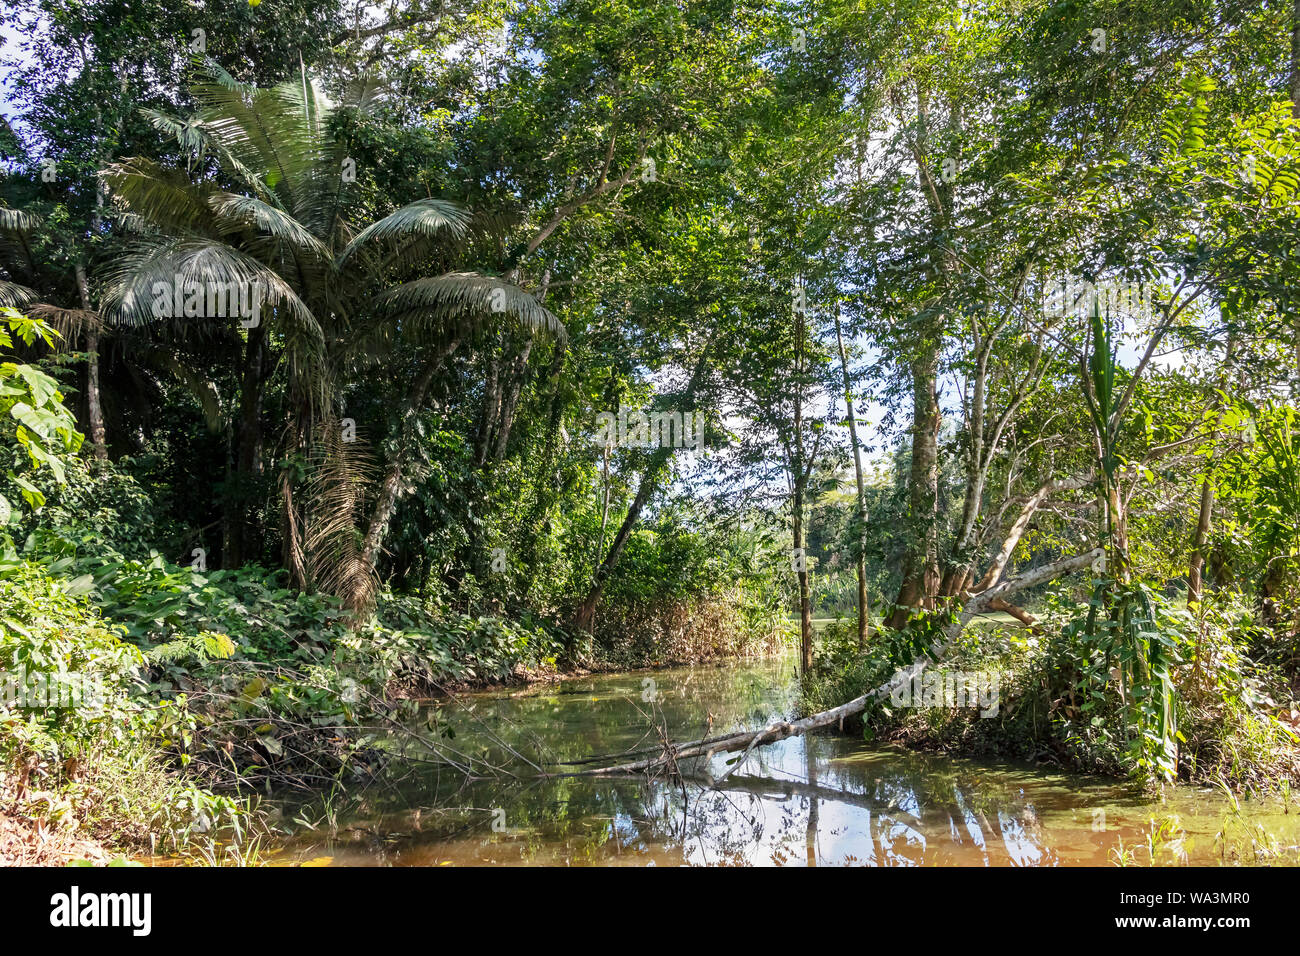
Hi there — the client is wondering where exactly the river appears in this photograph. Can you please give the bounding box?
[271,655,1300,866]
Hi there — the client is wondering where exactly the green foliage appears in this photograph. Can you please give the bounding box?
[806,585,1296,791]
[3,0,1300,843]
[1070,580,1186,784]
[0,563,144,750]
[0,563,257,857]
[0,308,81,515]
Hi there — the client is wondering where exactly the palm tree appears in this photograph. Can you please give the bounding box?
[99,61,564,608]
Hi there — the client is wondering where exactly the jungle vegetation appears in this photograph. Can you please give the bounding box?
[0,0,1298,861]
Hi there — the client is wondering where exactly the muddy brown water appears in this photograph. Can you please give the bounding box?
[269,655,1300,866]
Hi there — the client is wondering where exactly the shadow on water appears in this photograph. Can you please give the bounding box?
[271,656,1300,866]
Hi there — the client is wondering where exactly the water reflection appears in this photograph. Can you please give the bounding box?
[273,658,1300,866]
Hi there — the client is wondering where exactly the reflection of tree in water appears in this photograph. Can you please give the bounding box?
[276,662,1068,865]
[647,740,1062,866]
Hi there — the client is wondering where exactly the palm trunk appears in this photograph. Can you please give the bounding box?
[281,465,307,590]
[227,323,267,566]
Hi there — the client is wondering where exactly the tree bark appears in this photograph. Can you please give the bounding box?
[975,474,1093,592]
[520,348,569,579]
[359,339,459,570]
[957,548,1103,633]
[1187,477,1214,606]
[887,80,957,628]
[281,464,307,590]
[888,349,940,628]
[793,463,813,675]
[573,447,671,634]
[74,264,108,460]
[594,443,612,569]
[228,323,267,566]
[491,333,534,462]
[1291,0,1300,117]
[474,333,503,468]
[834,303,869,648]
[986,596,1037,628]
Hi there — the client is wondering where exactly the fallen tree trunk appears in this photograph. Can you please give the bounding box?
[953,547,1103,633]
[571,546,1104,777]
[574,659,928,776]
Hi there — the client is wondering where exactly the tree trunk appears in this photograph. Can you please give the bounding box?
[1291,0,1300,116]
[281,465,307,590]
[74,264,108,460]
[594,443,612,569]
[573,448,671,634]
[227,323,267,566]
[1106,477,1130,584]
[360,339,459,570]
[834,304,869,648]
[492,333,534,462]
[84,327,108,460]
[986,597,1037,628]
[793,466,813,675]
[888,349,940,629]
[520,348,569,579]
[474,333,504,467]
[791,298,815,675]
[1187,477,1214,606]
[975,474,1093,592]
[573,349,713,634]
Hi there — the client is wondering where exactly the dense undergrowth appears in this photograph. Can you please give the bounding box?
[801,588,1300,793]
[0,451,782,863]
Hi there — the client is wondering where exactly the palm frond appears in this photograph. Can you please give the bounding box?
[304,419,378,613]
[142,106,278,205]
[207,192,332,262]
[189,62,310,212]
[27,303,102,340]
[0,207,40,235]
[98,238,323,351]
[375,271,566,342]
[340,74,390,115]
[101,157,218,237]
[0,280,39,309]
[336,199,471,267]
[140,109,210,162]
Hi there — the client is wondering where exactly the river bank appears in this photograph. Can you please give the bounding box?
[260,655,1300,866]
